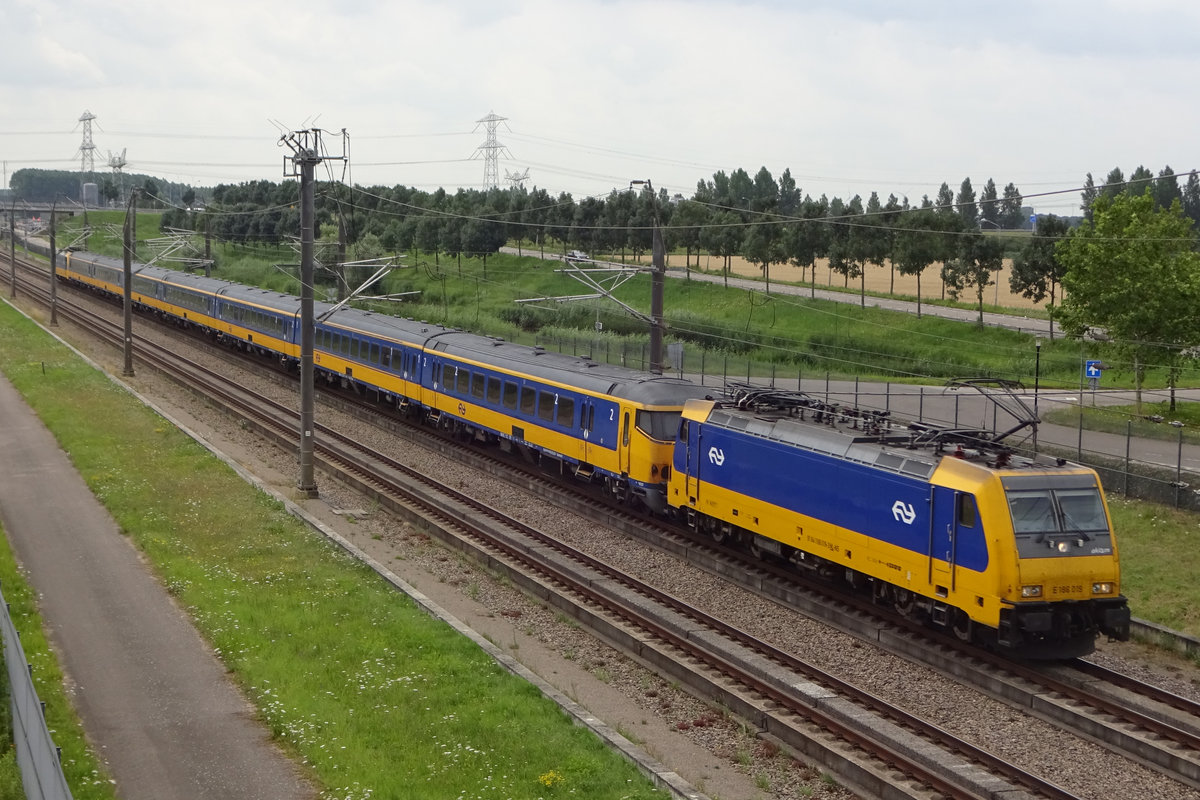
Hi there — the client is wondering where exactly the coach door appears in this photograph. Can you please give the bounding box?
[580,399,595,465]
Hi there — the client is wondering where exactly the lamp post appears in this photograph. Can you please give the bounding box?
[1033,338,1042,451]
[630,179,664,374]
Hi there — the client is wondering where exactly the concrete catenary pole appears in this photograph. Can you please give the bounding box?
[122,190,137,377]
[49,200,58,326]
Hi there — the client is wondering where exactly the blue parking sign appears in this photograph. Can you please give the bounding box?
[1085,360,1102,379]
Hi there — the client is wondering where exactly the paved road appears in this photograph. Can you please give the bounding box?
[0,374,314,800]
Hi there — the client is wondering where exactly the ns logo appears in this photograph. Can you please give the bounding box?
[707,447,726,466]
[891,500,917,525]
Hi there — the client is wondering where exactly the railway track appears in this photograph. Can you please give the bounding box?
[8,252,1200,798]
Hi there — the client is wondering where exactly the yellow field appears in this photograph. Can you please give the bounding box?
[659,252,1046,311]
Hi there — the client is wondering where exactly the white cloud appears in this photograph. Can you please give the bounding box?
[1,0,1197,212]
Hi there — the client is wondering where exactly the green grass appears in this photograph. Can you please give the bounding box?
[1108,498,1200,633]
[0,303,667,799]
[54,213,1199,392]
[1043,402,1200,445]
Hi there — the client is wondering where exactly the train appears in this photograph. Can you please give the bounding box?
[31,242,1130,658]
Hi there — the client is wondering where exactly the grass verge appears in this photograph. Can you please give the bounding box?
[1107,498,1200,635]
[0,302,668,799]
[1043,402,1200,446]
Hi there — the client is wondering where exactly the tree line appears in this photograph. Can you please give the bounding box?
[146,163,1193,328]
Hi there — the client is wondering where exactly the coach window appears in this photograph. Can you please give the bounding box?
[521,386,537,415]
[503,380,519,410]
[957,494,977,528]
[487,376,501,404]
[556,395,574,427]
[472,372,486,399]
[341,335,352,356]
[369,343,380,364]
[432,362,443,388]
[381,347,391,369]
[538,391,556,423]
[456,367,471,395]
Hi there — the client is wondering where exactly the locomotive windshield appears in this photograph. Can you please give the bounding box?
[636,410,683,441]
[1007,488,1109,536]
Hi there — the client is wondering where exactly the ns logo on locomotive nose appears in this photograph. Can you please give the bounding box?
[891,501,916,525]
[707,447,726,466]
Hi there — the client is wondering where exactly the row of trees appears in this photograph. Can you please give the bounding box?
[147,163,1197,334]
[166,169,1038,315]
[8,168,186,209]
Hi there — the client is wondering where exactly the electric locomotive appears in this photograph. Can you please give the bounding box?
[667,383,1131,658]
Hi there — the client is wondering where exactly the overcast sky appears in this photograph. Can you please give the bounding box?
[3,0,1197,215]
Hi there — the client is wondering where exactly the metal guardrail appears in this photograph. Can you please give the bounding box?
[1,583,73,800]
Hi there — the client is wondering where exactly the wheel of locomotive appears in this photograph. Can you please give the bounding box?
[748,535,767,560]
[952,608,974,642]
[894,588,917,619]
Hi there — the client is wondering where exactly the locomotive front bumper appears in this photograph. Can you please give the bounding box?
[999,597,1131,656]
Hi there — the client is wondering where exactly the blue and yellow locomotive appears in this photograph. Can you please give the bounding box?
[667,385,1131,658]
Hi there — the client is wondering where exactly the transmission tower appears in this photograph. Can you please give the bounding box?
[108,148,127,205]
[471,111,512,191]
[77,110,97,176]
[504,167,530,189]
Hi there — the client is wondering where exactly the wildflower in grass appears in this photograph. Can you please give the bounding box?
[537,769,564,788]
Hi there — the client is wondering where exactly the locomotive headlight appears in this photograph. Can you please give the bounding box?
[1057,541,1070,553]
[1021,585,1043,598]
[1092,582,1114,595]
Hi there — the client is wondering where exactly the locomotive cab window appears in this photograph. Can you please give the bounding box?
[1007,488,1108,536]
[957,494,977,528]
[1057,489,1108,532]
[635,410,683,442]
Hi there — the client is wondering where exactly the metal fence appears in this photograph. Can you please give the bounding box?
[1,582,73,800]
